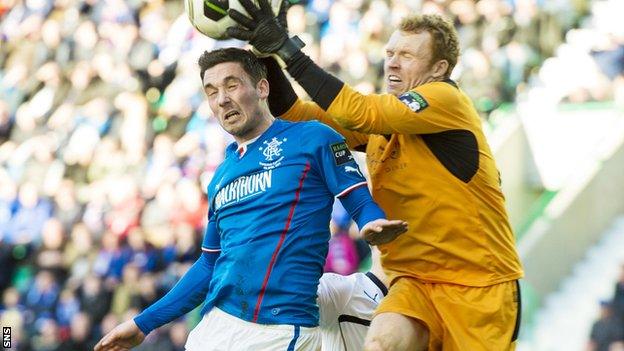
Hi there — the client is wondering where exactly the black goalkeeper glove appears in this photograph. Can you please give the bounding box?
[226,0,304,63]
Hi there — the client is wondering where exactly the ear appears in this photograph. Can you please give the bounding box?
[431,59,449,79]
[257,78,269,99]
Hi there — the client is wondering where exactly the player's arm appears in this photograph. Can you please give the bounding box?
[261,56,369,151]
[228,0,471,135]
[133,218,220,334]
[307,123,407,244]
[284,51,472,135]
[94,217,220,351]
[340,186,407,246]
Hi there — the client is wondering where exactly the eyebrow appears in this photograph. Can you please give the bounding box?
[203,75,242,88]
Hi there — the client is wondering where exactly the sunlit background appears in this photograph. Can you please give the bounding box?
[1,0,624,350]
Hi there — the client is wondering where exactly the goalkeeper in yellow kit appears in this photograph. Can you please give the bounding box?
[227,1,524,350]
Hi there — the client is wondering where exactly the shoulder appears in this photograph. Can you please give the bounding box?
[207,155,233,195]
[411,80,461,104]
[292,120,342,136]
[291,120,345,148]
[394,82,459,115]
[407,81,480,127]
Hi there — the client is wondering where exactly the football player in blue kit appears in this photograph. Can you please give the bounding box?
[94,48,407,351]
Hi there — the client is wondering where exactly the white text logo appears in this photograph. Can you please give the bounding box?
[214,170,273,210]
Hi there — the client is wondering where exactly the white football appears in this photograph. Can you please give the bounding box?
[185,0,282,40]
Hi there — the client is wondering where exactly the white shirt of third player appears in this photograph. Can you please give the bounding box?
[317,272,387,351]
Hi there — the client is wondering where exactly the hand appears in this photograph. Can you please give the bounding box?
[227,0,303,61]
[361,219,408,246]
[94,319,146,351]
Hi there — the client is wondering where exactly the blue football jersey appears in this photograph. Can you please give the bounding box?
[200,119,367,327]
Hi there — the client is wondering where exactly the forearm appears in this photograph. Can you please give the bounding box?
[286,52,457,135]
[285,51,343,110]
[339,185,386,230]
[264,53,369,148]
[261,56,298,116]
[133,252,217,335]
[285,52,393,135]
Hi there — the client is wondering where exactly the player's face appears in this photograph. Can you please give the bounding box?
[203,62,269,140]
[384,30,439,96]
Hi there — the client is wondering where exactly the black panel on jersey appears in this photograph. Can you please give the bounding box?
[421,129,479,183]
[354,144,368,153]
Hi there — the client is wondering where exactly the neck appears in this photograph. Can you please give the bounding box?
[234,111,275,145]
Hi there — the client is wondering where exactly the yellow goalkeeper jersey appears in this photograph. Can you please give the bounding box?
[281,80,523,287]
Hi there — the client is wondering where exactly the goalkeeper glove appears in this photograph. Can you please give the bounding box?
[226,0,304,63]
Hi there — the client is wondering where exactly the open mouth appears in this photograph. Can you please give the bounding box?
[388,75,402,83]
[224,110,241,121]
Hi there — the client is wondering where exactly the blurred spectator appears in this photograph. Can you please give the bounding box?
[0,100,12,141]
[59,312,98,351]
[324,202,360,275]
[588,300,624,351]
[110,264,141,316]
[522,0,624,106]
[55,288,80,328]
[613,265,624,322]
[79,275,111,325]
[30,318,62,351]
[36,218,67,280]
[0,287,28,349]
[5,182,52,245]
[0,243,16,291]
[24,270,60,324]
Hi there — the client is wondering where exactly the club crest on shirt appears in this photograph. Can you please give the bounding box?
[259,137,287,170]
[399,91,428,112]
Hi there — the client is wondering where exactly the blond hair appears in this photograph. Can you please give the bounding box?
[399,14,460,79]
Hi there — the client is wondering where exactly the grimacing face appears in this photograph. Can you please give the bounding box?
[384,30,441,96]
[203,62,269,141]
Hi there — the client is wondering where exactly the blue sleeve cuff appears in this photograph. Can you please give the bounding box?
[338,185,385,229]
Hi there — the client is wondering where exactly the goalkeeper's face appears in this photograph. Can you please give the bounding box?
[384,30,441,96]
[203,62,269,141]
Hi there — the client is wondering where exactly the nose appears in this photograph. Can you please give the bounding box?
[386,54,399,69]
[217,90,231,107]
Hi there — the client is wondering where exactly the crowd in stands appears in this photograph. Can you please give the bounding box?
[0,0,617,349]
[588,264,624,351]
[520,0,624,107]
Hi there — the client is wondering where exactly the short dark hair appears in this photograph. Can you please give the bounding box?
[198,48,267,84]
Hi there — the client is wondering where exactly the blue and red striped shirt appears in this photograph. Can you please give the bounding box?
[202,119,375,326]
[134,119,384,333]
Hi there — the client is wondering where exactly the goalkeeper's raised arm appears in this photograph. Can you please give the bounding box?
[229,3,524,351]
[227,0,468,137]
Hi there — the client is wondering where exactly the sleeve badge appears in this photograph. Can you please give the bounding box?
[398,91,429,112]
[330,142,354,166]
